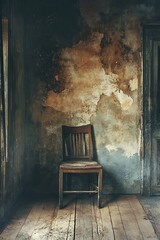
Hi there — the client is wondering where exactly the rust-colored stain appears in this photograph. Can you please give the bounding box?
[43,25,140,157]
[31,0,150,186]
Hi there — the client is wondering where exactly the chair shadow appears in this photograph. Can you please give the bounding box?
[100,170,125,207]
[62,194,77,208]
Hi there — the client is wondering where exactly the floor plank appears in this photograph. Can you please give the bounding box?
[30,201,56,240]
[0,201,33,240]
[0,195,159,240]
[75,196,92,240]
[16,202,44,240]
[108,201,127,240]
[93,197,114,240]
[48,200,75,240]
[128,196,158,240]
[117,196,144,240]
[91,197,100,240]
[99,203,114,239]
[93,197,104,239]
[139,196,160,240]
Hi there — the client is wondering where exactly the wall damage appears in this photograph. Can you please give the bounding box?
[43,30,139,159]
[24,0,160,194]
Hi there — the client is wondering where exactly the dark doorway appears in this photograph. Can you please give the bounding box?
[143,25,160,195]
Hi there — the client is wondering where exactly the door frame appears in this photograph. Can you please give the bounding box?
[143,25,160,195]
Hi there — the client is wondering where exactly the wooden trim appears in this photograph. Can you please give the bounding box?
[61,169,102,173]
[63,190,98,194]
[143,25,160,195]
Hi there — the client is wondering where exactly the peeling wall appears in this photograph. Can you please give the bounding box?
[24,0,160,194]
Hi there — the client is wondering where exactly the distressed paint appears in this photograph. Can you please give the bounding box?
[98,148,140,193]
[23,0,160,194]
[44,30,138,158]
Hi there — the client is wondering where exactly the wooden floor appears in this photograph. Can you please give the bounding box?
[0,195,158,240]
[139,196,160,240]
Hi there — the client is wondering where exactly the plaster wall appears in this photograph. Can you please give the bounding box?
[24,0,160,194]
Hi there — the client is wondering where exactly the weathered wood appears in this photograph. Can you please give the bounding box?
[93,195,114,240]
[2,17,9,163]
[92,197,104,239]
[108,201,127,240]
[139,196,160,239]
[59,124,103,208]
[91,197,100,240]
[30,201,56,240]
[31,202,55,240]
[48,200,75,240]
[0,195,159,240]
[75,196,92,240]
[67,201,75,240]
[117,196,143,240]
[143,26,160,195]
[16,202,44,239]
[100,204,114,239]
[127,196,158,239]
[0,201,32,240]
[63,191,97,194]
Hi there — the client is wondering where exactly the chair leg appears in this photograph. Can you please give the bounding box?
[59,168,63,209]
[98,169,102,208]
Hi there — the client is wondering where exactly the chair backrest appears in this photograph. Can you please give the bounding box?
[62,124,93,161]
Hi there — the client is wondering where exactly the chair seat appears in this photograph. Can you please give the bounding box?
[60,160,102,169]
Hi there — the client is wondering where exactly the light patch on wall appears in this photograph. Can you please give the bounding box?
[105,142,138,158]
[46,126,58,135]
[105,144,117,152]
[124,64,138,80]
[115,90,133,110]
[129,78,138,91]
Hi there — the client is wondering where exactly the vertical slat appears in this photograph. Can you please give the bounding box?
[80,133,83,155]
[72,133,75,156]
[89,130,92,159]
[69,134,71,157]
[77,133,80,156]
[75,133,78,156]
[83,133,87,156]
[64,140,68,157]
[62,124,94,160]
[70,134,72,156]
[82,133,85,156]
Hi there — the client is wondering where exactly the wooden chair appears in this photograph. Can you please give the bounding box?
[59,124,103,208]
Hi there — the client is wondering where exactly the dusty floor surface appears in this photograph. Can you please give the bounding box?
[139,196,160,240]
[0,194,159,240]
